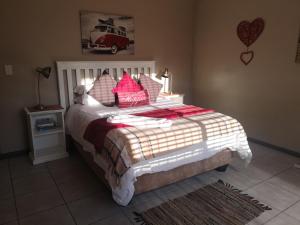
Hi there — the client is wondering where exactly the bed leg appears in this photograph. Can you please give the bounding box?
[215,164,229,172]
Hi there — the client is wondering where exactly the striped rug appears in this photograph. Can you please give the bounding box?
[134,180,271,225]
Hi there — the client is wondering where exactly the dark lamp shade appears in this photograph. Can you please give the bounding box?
[36,67,51,79]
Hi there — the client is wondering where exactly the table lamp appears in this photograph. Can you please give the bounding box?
[160,68,172,94]
[35,66,51,110]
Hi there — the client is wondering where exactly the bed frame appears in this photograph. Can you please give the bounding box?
[57,60,232,195]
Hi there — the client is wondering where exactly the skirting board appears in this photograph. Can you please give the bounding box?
[0,149,28,160]
[248,137,300,158]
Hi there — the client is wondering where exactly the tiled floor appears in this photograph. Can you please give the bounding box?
[0,142,299,225]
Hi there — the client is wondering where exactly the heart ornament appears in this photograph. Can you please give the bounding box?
[237,18,265,47]
[240,51,254,65]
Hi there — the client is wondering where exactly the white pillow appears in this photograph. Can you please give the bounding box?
[82,94,103,107]
[74,85,103,107]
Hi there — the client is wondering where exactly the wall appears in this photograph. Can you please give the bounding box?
[193,0,300,152]
[0,0,196,153]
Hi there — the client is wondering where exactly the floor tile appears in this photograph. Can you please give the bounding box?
[246,155,294,181]
[285,201,300,221]
[58,174,107,203]
[129,191,163,210]
[122,191,164,224]
[16,188,64,218]
[68,192,121,225]
[0,159,9,168]
[19,205,75,225]
[246,206,281,225]
[2,220,18,225]
[267,167,300,196]
[90,211,131,225]
[13,172,55,196]
[49,165,93,185]
[9,156,48,180]
[176,177,204,193]
[0,198,17,224]
[249,143,274,160]
[194,170,220,184]
[246,181,299,211]
[47,154,85,173]
[154,183,187,201]
[264,212,300,225]
[0,174,13,200]
[216,166,262,190]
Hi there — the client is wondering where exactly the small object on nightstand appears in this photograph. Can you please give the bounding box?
[159,93,184,104]
[25,105,68,165]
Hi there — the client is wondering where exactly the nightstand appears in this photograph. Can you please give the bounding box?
[159,93,184,104]
[25,105,68,165]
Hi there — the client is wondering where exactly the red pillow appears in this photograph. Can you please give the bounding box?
[116,90,149,108]
[112,72,143,93]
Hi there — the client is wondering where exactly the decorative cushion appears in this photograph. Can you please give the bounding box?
[116,90,150,108]
[89,75,117,105]
[139,74,163,102]
[112,72,143,93]
[73,85,86,104]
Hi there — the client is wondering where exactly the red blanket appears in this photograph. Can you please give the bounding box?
[84,105,214,153]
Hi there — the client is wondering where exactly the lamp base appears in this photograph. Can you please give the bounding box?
[34,104,46,111]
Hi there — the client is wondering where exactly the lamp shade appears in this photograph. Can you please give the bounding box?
[161,68,169,78]
[36,67,51,79]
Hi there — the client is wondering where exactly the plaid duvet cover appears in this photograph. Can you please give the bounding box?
[84,106,246,185]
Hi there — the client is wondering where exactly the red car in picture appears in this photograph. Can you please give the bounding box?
[88,21,130,54]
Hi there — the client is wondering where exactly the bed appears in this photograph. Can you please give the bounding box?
[57,61,252,206]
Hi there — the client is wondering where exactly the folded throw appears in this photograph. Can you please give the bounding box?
[107,114,172,128]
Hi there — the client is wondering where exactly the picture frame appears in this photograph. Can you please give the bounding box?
[80,11,135,55]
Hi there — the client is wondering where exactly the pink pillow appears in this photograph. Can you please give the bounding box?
[89,75,117,105]
[112,72,143,93]
[116,90,149,108]
[139,74,163,102]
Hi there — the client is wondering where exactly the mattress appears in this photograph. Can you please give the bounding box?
[65,98,252,205]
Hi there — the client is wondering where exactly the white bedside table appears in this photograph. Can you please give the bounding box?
[25,105,69,165]
[159,93,184,104]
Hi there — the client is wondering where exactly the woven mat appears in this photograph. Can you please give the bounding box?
[134,180,271,225]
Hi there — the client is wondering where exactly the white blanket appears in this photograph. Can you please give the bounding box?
[65,99,252,205]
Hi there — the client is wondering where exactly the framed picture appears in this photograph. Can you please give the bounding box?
[296,30,300,63]
[80,11,134,55]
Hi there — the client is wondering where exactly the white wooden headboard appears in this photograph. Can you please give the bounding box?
[56,61,156,110]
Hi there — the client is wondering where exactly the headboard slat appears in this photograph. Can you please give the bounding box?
[66,69,74,105]
[75,69,81,86]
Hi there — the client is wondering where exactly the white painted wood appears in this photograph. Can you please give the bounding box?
[56,61,156,108]
[66,69,74,105]
[24,107,68,165]
[57,68,66,110]
[75,69,81,86]
[92,68,97,80]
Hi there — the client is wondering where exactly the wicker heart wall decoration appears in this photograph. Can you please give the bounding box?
[237,17,265,65]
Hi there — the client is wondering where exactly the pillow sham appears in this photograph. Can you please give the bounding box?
[89,75,117,105]
[116,90,150,108]
[112,72,143,93]
[139,74,163,102]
